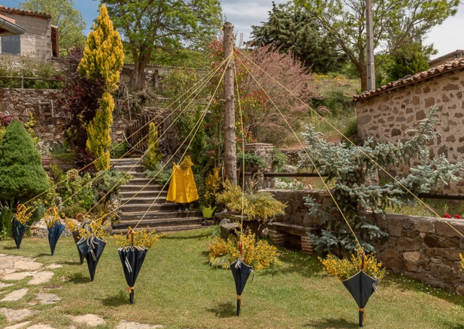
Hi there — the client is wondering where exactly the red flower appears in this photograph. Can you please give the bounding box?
[454,215,461,219]
[444,214,452,218]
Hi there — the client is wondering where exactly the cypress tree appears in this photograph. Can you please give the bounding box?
[0,121,49,202]
[144,122,161,170]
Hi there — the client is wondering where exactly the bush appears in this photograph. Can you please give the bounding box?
[0,204,13,239]
[63,203,88,219]
[273,148,288,172]
[236,152,267,171]
[144,122,161,169]
[59,169,95,211]
[145,162,172,185]
[110,141,128,159]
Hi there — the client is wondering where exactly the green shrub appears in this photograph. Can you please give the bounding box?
[0,120,49,202]
[110,141,128,159]
[63,203,87,218]
[145,162,172,185]
[273,148,288,172]
[236,152,267,171]
[94,170,132,200]
[0,204,13,239]
[59,169,95,210]
[144,122,161,169]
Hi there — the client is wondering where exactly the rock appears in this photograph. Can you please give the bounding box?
[4,321,31,329]
[219,218,230,225]
[0,282,14,289]
[27,325,56,329]
[220,223,240,239]
[116,320,164,329]
[45,264,62,270]
[1,288,28,302]
[28,271,54,285]
[14,261,42,271]
[2,272,35,281]
[36,293,61,304]
[403,251,421,263]
[378,248,406,273]
[70,314,106,327]
[0,308,36,322]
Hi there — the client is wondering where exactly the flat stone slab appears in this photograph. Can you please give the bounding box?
[70,314,106,327]
[13,261,42,271]
[0,282,14,290]
[116,320,164,329]
[27,271,54,285]
[0,308,36,322]
[44,264,62,270]
[4,321,31,329]
[27,325,56,329]
[1,288,28,302]
[2,272,34,281]
[36,293,61,305]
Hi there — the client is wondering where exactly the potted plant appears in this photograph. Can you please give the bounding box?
[201,167,221,219]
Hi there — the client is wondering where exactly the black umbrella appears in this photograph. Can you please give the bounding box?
[11,217,27,249]
[48,221,65,255]
[72,231,84,264]
[118,246,148,304]
[342,270,378,327]
[230,259,253,316]
[77,236,106,281]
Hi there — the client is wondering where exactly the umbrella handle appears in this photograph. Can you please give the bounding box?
[76,213,84,224]
[238,241,243,257]
[17,203,25,212]
[126,229,134,247]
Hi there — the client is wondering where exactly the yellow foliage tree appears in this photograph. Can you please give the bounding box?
[144,122,161,170]
[78,4,124,170]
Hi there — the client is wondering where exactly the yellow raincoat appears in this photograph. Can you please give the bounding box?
[166,163,199,203]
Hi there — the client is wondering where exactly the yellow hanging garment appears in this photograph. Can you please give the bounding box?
[166,163,199,203]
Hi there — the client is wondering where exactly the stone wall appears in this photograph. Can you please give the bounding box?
[0,13,51,62]
[355,68,464,193]
[267,189,464,294]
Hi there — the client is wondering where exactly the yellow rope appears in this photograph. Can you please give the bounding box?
[234,52,363,250]
[235,47,464,240]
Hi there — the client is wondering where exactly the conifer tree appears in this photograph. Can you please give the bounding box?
[144,122,161,170]
[0,121,49,202]
[78,4,124,171]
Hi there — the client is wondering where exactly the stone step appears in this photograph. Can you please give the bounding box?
[125,178,159,186]
[120,203,176,212]
[112,224,205,235]
[121,196,168,205]
[120,190,168,199]
[113,217,203,230]
[113,164,145,172]
[120,184,165,193]
[111,158,143,165]
[120,210,202,220]
[125,171,146,178]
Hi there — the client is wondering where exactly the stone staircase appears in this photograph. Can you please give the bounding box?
[111,158,204,234]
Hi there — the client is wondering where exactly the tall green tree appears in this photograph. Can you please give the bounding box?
[21,0,86,53]
[295,0,459,91]
[251,2,346,74]
[103,0,222,89]
[78,4,124,171]
[0,121,49,202]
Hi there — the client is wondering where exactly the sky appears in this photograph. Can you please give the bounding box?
[1,0,463,59]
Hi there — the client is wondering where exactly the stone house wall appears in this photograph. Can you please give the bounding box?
[267,189,464,294]
[355,62,464,194]
[0,9,52,62]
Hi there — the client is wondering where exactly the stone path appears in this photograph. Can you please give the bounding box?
[0,253,164,328]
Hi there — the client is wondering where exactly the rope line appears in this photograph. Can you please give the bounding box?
[235,48,464,240]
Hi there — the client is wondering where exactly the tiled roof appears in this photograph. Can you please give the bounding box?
[429,50,464,67]
[353,57,464,102]
[0,5,51,19]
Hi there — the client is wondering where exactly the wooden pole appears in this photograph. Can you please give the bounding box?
[366,0,375,91]
[223,22,237,184]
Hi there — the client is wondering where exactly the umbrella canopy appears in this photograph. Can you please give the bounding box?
[342,270,378,327]
[230,259,253,316]
[72,231,84,264]
[118,247,148,304]
[11,217,26,249]
[47,221,65,255]
[77,236,106,281]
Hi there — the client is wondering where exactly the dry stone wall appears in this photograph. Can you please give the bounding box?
[355,68,464,193]
[267,189,464,294]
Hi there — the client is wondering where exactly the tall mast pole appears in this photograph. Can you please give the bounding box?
[366,0,375,91]
[223,22,237,184]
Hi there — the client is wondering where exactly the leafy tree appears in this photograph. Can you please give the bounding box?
[78,4,124,171]
[296,0,459,91]
[0,121,49,202]
[299,107,464,255]
[103,0,222,89]
[20,0,86,53]
[251,2,346,74]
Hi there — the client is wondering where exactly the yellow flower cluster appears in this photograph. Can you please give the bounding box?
[113,227,162,249]
[78,215,109,241]
[14,204,31,225]
[44,207,61,229]
[319,248,386,281]
[204,167,221,207]
[65,218,80,233]
[460,253,464,271]
[179,155,194,170]
[207,230,280,270]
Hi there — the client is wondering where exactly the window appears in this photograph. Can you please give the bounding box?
[1,35,20,55]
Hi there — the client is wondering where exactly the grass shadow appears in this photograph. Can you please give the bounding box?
[2,246,18,250]
[67,272,91,284]
[259,249,319,279]
[162,232,211,240]
[59,260,84,266]
[304,317,358,328]
[101,290,128,306]
[206,301,236,318]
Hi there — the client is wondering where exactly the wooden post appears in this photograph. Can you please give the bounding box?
[366,0,375,91]
[223,22,237,184]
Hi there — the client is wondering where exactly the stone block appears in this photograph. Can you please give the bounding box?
[378,248,406,273]
[435,220,464,238]
[413,217,436,233]
[403,251,421,263]
[433,248,462,261]
[219,223,240,240]
[395,237,423,252]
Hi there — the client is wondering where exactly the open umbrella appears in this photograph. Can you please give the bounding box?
[11,216,27,249]
[77,236,106,281]
[230,259,253,316]
[72,231,84,264]
[118,246,148,304]
[48,221,65,255]
[342,270,378,327]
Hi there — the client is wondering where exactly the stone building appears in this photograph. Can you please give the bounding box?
[0,5,59,62]
[429,50,464,68]
[354,57,464,193]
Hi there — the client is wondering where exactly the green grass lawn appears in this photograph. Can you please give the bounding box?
[1,227,463,329]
